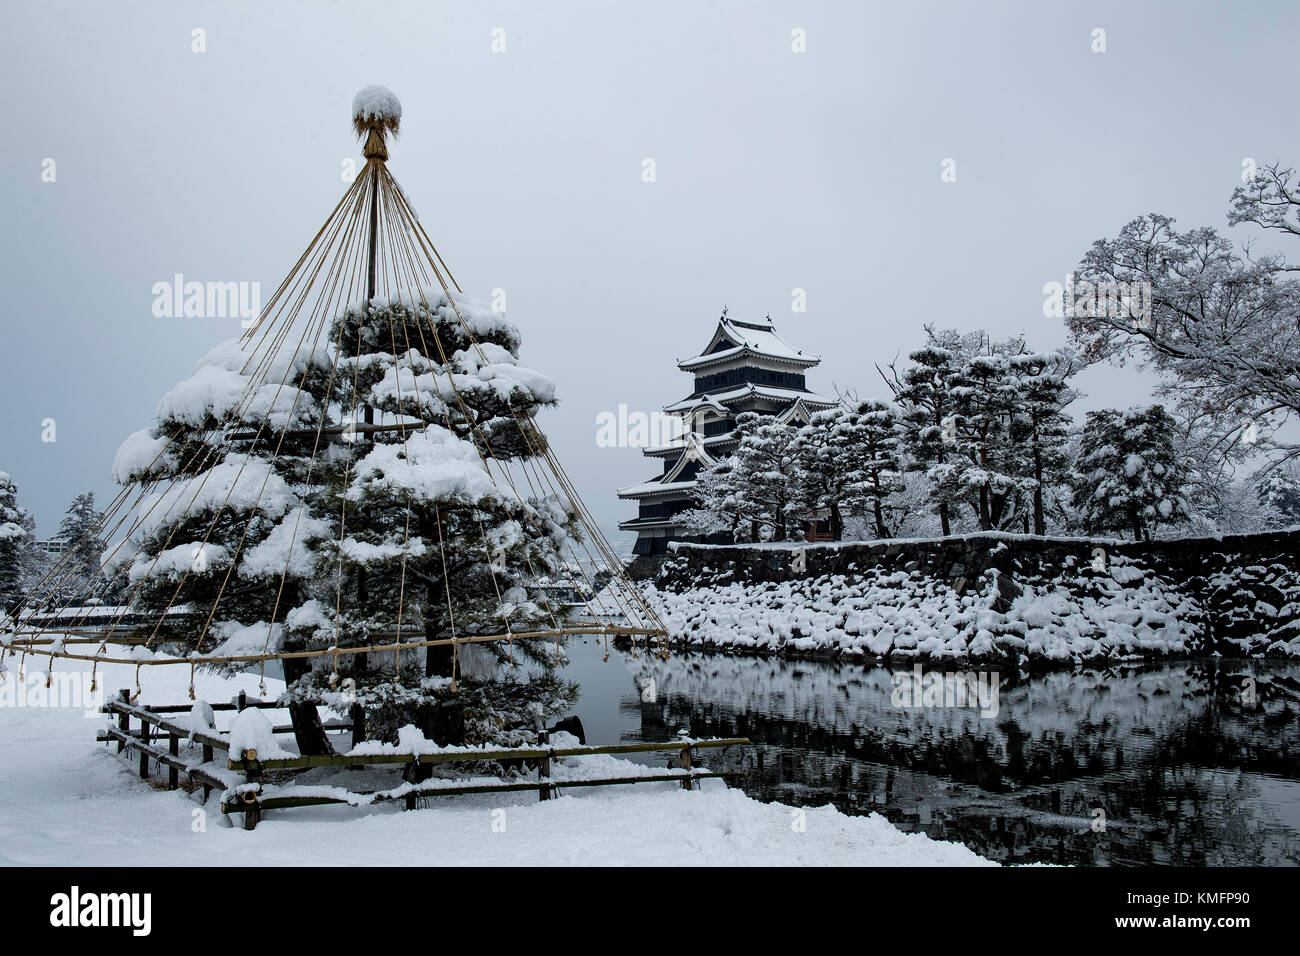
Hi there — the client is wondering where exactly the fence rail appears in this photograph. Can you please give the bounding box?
[100,691,749,830]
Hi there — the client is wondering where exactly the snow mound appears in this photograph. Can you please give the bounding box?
[227,708,289,760]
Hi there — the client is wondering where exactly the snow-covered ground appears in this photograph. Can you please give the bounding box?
[0,656,990,866]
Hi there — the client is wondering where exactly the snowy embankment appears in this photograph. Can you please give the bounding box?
[0,657,989,866]
[643,531,1300,666]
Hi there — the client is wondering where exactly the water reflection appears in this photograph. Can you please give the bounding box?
[568,639,1300,866]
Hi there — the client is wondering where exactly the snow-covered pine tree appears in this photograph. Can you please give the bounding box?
[55,492,104,603]
[882,327,976,536]
[109,337,336,649]
[853,399,906,539]
[680,460,746,541]
[0,472,37,614]
[734,413,801,541]
[290,290,580,746]
[1071,405,1192,540]
[106,336,339,752]
[682,413,801,542]
[791,406,870,541]
[1257,464,1300,526]
[939,345,1033,531]
[1007,351,1078,535]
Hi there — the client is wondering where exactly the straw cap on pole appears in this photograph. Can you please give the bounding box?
[352,84,401,161]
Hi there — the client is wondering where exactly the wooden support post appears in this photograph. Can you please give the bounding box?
[678,741,694,791]
[350,703,366,750]
[405,793,417,811]
[237,690,247,712]
[538,727,552,801]
[116,689,129,754]
[243,755,262,831]
[168,734,179,790]
[201,743,214,802]
[138,716,151,779]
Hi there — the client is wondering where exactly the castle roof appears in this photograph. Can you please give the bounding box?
[678,313,820,371]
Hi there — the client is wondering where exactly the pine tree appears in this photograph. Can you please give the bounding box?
[1071,405,1192,540]
[680,460,746,540]
[0,472,37,614]
[296,291,579,745]
[790,406,877,541]
[112,290,582,749]
[1008,351,1079,535]
[56,492,104,604]
[883,327,976,536]
[686,413,800,542]
[940,346,1032,531]
[854,399,906,539]
[1257,464,1300,526]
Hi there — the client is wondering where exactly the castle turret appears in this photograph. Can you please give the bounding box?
[618,309,836,555]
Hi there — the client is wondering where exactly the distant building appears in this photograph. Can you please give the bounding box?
[36,538,71,558]
[618,309,837,556]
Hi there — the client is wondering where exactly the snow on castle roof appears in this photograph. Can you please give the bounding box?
[679,314,820,370]
[663,383,838,413]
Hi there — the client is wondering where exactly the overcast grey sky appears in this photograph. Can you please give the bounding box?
[2,0,1298,548]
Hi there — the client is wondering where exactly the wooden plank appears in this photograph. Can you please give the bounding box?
[228,737,751,771]
[220,770,741,813]
[104,698,229,752]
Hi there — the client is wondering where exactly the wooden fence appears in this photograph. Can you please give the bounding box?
[100,690,748,830]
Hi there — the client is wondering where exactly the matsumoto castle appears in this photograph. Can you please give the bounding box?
[618,309,837,556]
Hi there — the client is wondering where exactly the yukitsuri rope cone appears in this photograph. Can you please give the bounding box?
[2,86,666,748]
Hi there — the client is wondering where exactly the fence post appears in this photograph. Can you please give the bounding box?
[678,731,693,791]
[538,727,552,801]
[168,734,179,790]
[138,714,151,779]
[116,689,129,754]
[242,753,262,831]
[351,703,366,750]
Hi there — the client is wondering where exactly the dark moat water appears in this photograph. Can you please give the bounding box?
[566,638,1300,865]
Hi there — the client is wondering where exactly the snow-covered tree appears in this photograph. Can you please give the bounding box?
[0,472,37,613]
[851,399,906,538]
[1257,463,1300,526]
[938,343,1038,531]
[880,329,975,536]
[683,412,800,542]
[111,289,580,750]
[55,492,104,602]
[1071,405,1192,540]
[1069,197,1300,468]
[1008,351,1079,534]
[295,291,579,744]
[679,460,746,541]
[790,404,896,541]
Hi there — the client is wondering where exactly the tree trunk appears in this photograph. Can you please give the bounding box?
[979,485,992,531]
[873,498,887,539]
[1032,448,1046,535]
[830,501,843,541]
[282,655,334,756]
[424,617,454,678]
[939,501,951,537]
